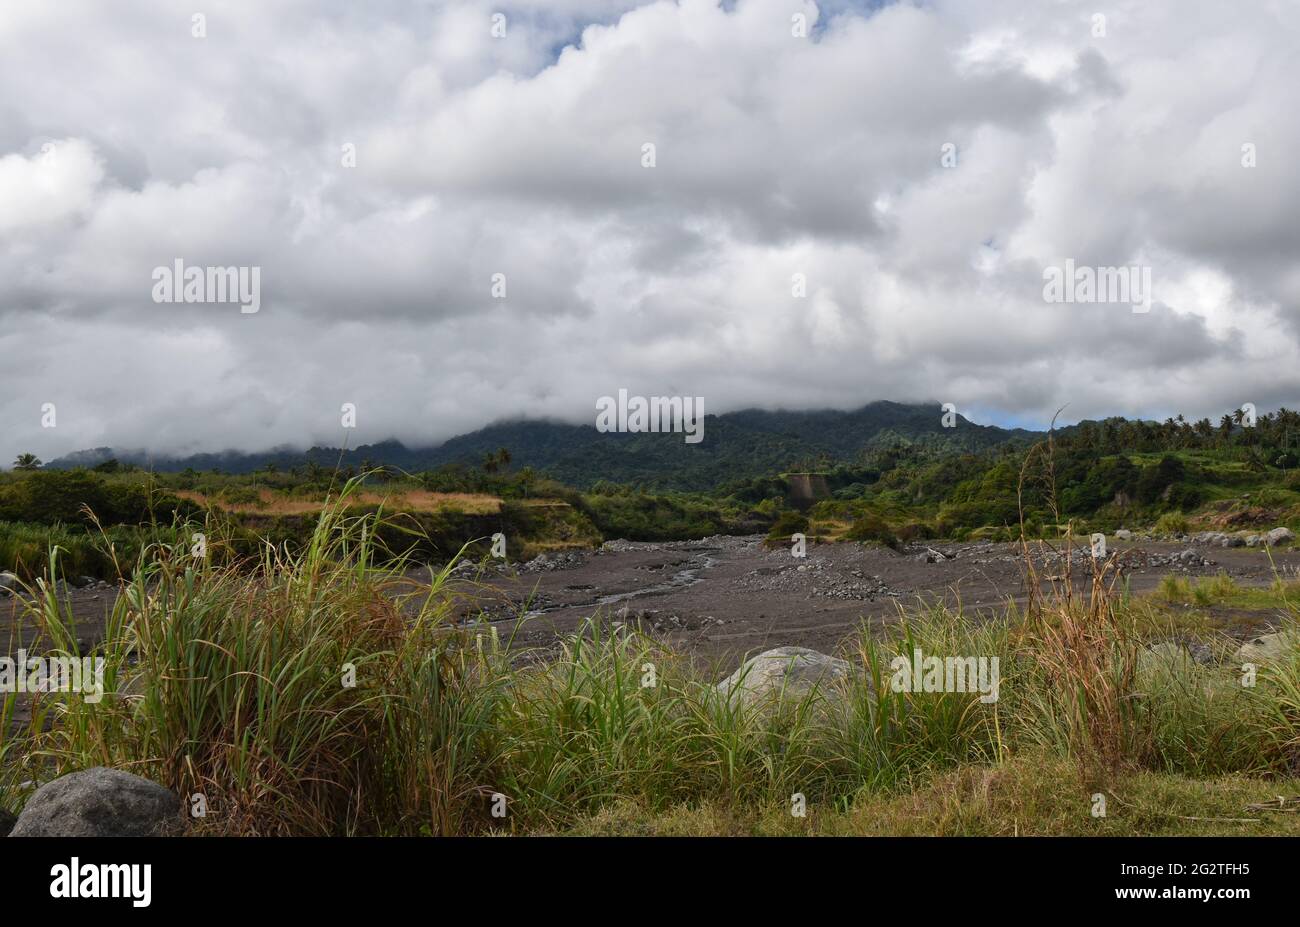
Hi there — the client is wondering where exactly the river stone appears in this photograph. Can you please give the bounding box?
[0,808,15,837]
[8,767,181,837]
[1265,527,1295,547]
[0,572,18,596]
[1233,631,1298,666]
[717,647,854,707]
[1139,641,1197,672]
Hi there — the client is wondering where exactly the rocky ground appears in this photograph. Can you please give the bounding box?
[5,534,1299,675]
[442,534,1300,668]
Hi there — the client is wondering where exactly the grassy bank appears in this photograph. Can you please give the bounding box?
[3,482,1298,835]
[553,755,1300,836]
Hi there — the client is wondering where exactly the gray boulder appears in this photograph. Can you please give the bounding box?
[1265,527,1295,547]
[1114,529,1132,541]
[8,767,181,837]
[1233,631,1299,666]
[717,647,855,708]
[1140,641,1196,671]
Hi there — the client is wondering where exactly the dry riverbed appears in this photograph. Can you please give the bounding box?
[5,536,1299,676]
[445,536,1300,667]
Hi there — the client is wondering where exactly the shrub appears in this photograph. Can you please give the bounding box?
[0,521,190,581]
[844,512,900,549]
[217,485,266,507]
[765,510,808,544]
[1194,571,1240,604]
[0,470,197,527]
[896,521,933,543]
[1157,574,1193,602]
[1154,512,1190,535]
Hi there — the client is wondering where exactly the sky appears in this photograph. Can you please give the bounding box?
[1,0,1298,464]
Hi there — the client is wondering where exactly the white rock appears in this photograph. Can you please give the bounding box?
[1234,631,1299,665]
[1265,527,1295,547]
[717,647,855,708]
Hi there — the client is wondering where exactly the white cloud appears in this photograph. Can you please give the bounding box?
[1,0,1298,465]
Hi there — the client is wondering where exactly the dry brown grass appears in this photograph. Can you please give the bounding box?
[1017,421,1144,777]
[175,488,504,516]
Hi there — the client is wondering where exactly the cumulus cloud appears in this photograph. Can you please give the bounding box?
[1,0,1297,464]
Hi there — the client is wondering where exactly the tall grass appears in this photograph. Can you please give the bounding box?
[5,495,1016,832]
[0,521,189,581]
[18,483,509,835]
[484,606,1011,827]
[4,476,1299,834]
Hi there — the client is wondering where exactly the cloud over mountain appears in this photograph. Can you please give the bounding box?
[2,0,1298,465]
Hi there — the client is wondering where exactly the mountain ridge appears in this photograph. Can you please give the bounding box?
[45,401,1044,491]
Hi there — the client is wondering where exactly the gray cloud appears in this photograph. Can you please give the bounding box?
[1,0,1298,466]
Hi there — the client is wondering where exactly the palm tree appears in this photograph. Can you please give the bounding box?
[12,453,42,471]
[1218,415,1234,446]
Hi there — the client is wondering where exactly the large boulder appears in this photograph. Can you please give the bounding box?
[1233,631,1299,666]
[1265,527,1295,547]
[8,767,181,837]
[717,647,855,708]
[1139,641,1198,672]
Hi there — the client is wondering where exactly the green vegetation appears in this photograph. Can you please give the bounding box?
[7,406,1300,580]
[5,407,1298,835]
[553,756,1300,836]
[10,405,1300,577]
[0,464,602,579]
[0,522,190,582]
[3,493,1299,835]
[778,408,1300,543]
[842,511,901,549]
[764,510,809,546]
